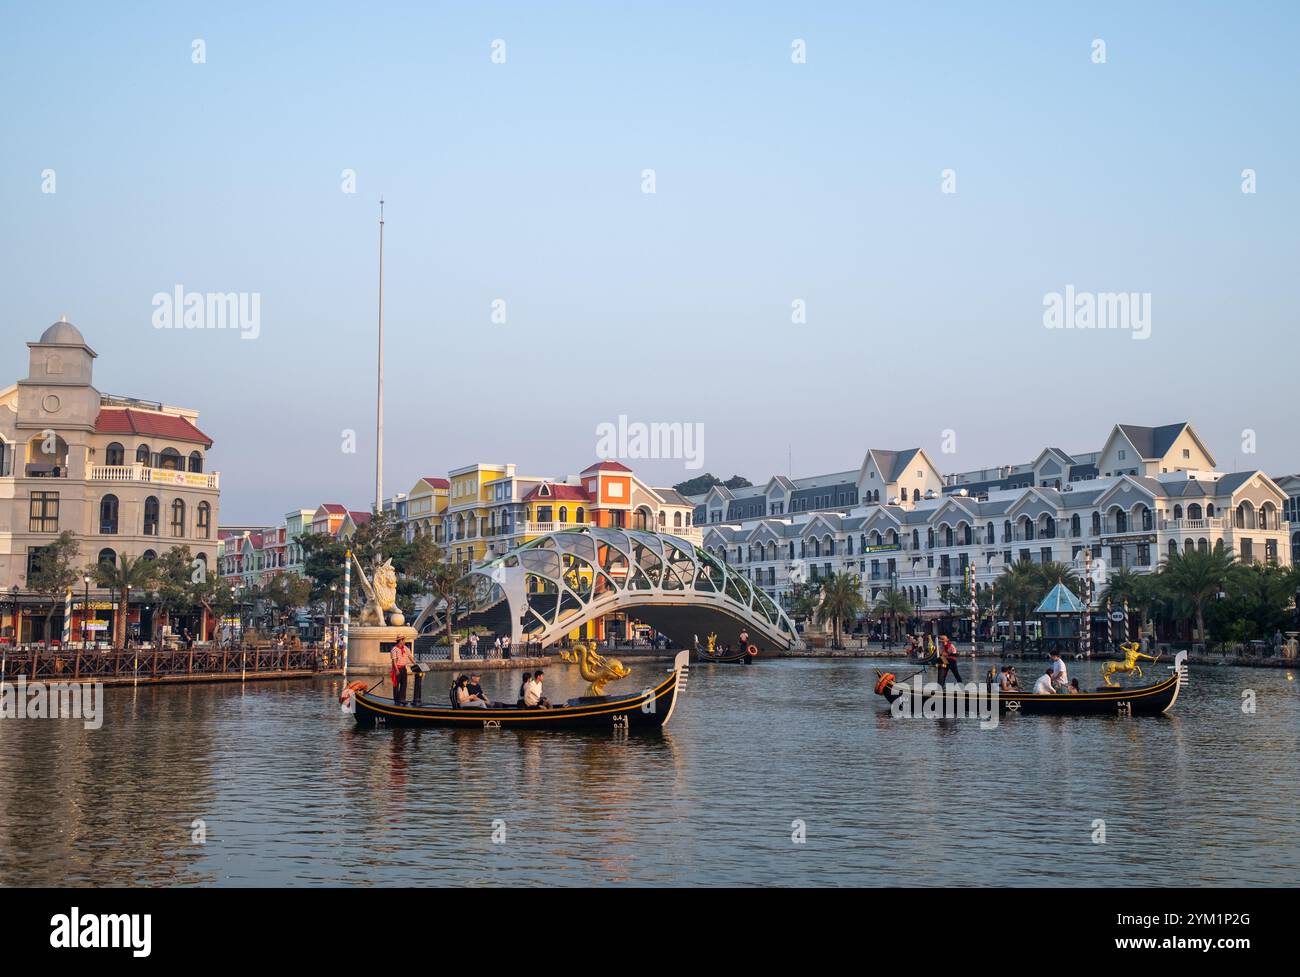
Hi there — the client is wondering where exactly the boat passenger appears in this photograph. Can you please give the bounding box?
[985,665,999,689]
[1033,668,1055,695]
[454,675,487,709]
[1068,678,1081,694]
[523,670,550,708]
[467,673,489,706]
[1049,650,1069,691]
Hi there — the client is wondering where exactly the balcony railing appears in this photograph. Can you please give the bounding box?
[87,465,220,490]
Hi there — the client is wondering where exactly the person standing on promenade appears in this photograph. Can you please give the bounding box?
[391,636,414,705]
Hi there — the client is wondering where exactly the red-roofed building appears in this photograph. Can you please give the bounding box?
[1,318,222,643]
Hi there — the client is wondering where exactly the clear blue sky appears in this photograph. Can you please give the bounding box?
[2,1,1297,522]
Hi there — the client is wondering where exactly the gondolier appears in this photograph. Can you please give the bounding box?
[390,636,414,706]
[938,635,962,684]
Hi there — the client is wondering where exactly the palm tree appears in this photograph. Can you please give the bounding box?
[1158,547,1236,643]
[995,560,1041,653]
[871,588,913,646]
[1100,566,1151,641]
[816,572,865,648]
[92,553,157,649]
[1033,560,1082,597]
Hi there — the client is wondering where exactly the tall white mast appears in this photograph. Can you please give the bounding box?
[375,197,385,513]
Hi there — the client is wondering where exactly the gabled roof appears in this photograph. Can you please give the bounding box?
[1036,583,1085,615]
[581,461,632,474]
[651,487,691,506]
[522,482,591,502]
[318,503,347,515]
[416,476,450,490]
[94,407,212,447]
[1116,423,1188,460]
[349,511,372,525]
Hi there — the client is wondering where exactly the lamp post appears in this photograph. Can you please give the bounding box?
[82,575,90,650]
[328,583,337,656]
[11,584,20,648]
[124,583,132,649]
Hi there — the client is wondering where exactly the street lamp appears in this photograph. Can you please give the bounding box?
[82,575,90,650]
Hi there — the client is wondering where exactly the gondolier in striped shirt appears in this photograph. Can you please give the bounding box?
[391,637,414,705]
[938,635,962,684]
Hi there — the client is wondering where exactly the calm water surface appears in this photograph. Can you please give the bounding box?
[1,658,1296,886]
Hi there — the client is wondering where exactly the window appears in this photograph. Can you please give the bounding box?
[188,451,203,473]
[171,499,186,537]
[100,494,119,534]
[105,442,125,466]
[197,501,212,539]
[144,496,160,536]
[97,547,117,567]
[29,491,59,532]
[136,444,151,465]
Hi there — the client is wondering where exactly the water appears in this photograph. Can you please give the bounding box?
[0,658,1296,886]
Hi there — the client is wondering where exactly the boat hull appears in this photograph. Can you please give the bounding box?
[349,654,687,731]
[692,648,756,665]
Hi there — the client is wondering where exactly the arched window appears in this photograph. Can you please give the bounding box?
[1091,512,1101,535]
[159,448,182,471]
[927,528,935,548]
[912,488,920,502]
[945,527,954,547]
[673,512,683,528]
[558,506,569,524]
[142,549,157,561]
[136,444,151,465]
[1173,504,1183,520]
[97,548,117,567]
[575,507,585,524]
[197,501,212,539]
[105,442,125,466]
[188,451,203,473]
[143,496,160,536]
[99,495,119,534]
[170,499,186,537]
[1070,514,1081,537]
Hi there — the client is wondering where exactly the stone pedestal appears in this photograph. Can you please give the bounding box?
[346,625,418,676]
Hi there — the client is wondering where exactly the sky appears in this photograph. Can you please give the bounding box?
[2,1,1297,523]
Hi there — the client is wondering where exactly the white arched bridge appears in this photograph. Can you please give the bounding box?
[413,526,803,652]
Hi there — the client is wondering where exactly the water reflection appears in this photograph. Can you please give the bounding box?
[0,658,1295,885]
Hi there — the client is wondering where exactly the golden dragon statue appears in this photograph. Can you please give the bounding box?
[558,641,632,696]
[1101,641,1161,687]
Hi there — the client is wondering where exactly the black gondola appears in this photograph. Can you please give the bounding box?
[873,651,1187,717]
[692,644,758,665]
[344,652,689,731]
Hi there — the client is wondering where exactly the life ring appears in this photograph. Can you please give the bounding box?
[339,680,368,703]
[746,645,758,656]
[874,672,896,696]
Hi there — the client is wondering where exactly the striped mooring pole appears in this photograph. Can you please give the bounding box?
[342,549,352,682]
[62,587,72,648]
[1082,549,1092,658]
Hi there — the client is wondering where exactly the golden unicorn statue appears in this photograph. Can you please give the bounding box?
[558,641,632,696]
[1101,641,1161,687]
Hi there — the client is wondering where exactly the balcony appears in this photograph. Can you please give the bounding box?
[87,464,220,490]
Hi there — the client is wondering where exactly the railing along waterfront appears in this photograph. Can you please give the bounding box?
[0,645,329,681]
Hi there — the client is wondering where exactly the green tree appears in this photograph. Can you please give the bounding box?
[92,553,157,649]
[298,532,348,601]
[1157,546,1236,643]
[1100,566,1153,640]
[402,533,474,649]
[816,572,865,648]
[995,560,1041,653]
[783,581,822,623]
[27,531,80,649]
[872,587,913,644]
[261,573,313,633]
[147,547,197,645]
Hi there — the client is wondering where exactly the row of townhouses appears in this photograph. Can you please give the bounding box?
[688,422,1297,617]
[218,461,699,589]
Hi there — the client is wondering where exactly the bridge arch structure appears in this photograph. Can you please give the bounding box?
[413,526,803,652]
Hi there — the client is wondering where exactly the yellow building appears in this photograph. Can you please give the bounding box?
[446,463,513,570]
[404,476,449,544]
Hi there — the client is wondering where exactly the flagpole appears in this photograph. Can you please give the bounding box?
[375,198,385,513]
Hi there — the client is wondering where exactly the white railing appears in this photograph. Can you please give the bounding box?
[88,464,220,489]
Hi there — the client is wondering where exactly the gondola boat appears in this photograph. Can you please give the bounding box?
[343,651,689,731]
[692,644,758,665]
[873,651,1187,717]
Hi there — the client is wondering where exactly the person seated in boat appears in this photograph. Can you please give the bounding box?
[1067,678,1081,694]
[1049,650,1069,691]
[1033,667,1056,695]
[985,664,999,688]
[466,673,490,706]
[522,671,551,708]
[454,674,487,708]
